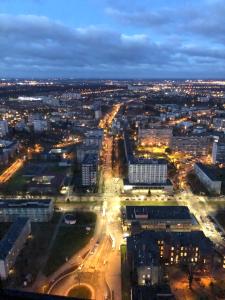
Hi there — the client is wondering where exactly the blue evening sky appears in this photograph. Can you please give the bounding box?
[0,0,224,78]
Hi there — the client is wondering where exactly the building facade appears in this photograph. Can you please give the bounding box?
[212,139,225,164]
[194,163,223,195]
[127,231,214,287]
[0,218,31,279]
[81,154,98,186]
[124,206,196,231]
[0,199,54,222]
[138,125,172,147]
[171,135,211,156]
[128,159,167,185]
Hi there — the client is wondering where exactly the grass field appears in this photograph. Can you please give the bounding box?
[121,244,130,300]
[43,212,96,276]
[7,213,61,287]
[1,172,27,193]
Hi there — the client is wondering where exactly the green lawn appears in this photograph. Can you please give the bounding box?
[121,244,131,300]
[43,217,95,276]
[8,213,61,287]
[75,212,96,225]
[1,172,27,193]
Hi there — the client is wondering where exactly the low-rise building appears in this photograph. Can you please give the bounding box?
[0,199,54,222]
[0,218,31,279]
[124,206,197,231]
[194,163,225,195]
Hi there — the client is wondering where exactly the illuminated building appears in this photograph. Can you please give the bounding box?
[124,133,172,190]
[127,231,214,286]
[0,218,31,279]
[138,125,172,147]
[171,135,211,155]
[128,158,167,185]
[81,153,98,186]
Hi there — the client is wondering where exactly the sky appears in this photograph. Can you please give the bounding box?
[0,0,225,79]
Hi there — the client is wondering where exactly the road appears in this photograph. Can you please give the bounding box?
[0,158,24,183]
[41,103,123,299]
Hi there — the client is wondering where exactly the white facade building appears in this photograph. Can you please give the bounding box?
[128,160,167,184]
[81,154,98,186]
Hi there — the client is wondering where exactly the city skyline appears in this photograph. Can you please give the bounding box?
[0,0,225,78]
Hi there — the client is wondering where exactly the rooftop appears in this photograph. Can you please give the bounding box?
[127,230,213,267]
[0,199,52,209]
[126,205,192,221]
[196,162,225,181]
[0,218,30,260]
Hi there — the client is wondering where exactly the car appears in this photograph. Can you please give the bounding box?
[78,264,84,270]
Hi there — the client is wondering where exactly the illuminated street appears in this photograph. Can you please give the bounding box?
[0,158,24,183]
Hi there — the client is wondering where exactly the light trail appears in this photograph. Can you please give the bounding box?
[0,158,24,183]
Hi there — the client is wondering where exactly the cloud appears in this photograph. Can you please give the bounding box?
[0,12,224,78]
[106,7,172,28]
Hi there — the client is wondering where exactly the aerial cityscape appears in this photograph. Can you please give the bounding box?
[0,1,225,300]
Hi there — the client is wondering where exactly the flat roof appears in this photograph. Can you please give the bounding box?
[126,205,192,220]
[196,162,225,181]
[127,230,213,267]
[0,199,52,209]
[0,218,30,260]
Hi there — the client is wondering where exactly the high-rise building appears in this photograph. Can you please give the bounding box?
[212,139,225,164]
[81,154,98,186]
[0,120,8,137]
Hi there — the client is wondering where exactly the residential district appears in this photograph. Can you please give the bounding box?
[1,79,225,299]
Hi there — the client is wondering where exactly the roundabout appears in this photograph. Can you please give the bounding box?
[67,283,95,299]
